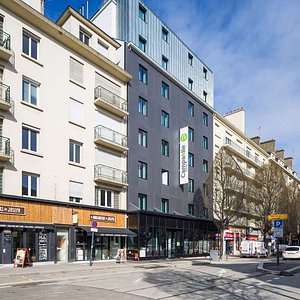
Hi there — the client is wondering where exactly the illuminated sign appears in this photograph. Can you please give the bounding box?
[179,126,189,185]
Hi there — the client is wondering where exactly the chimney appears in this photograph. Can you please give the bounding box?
[275,150,285,160]
[284,157,293,168]
[251,136,260,145]
[259,140,276,154]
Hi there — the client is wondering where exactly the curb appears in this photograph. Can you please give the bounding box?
[257,262,300,276]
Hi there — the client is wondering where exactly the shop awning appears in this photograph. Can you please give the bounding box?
[77,226,136,237]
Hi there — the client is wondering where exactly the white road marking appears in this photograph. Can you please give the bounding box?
[0,286,12,289]
[217,269,227,277]
[133,278,143,283]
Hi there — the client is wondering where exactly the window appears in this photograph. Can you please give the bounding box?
[138,64,148,84]
[203,183,208,196]
[225,137,232,145]
[79,27,91,45]
[188,78,193,91]
[95,188,115,208]
[188,127,194,142]
[202,159,209,173]
[138,193,147,210]
[22,78,38,106]
[69,140,82,164]
[203,90,207,102]
[161,140,169,157]
[161,55,168,70]
[139,4,146,22]
[138,96,148,116]
[188,101,194,116]
[161,111,169,128]
[0,168,3,194]
[69,98,84,125]
[138,161,147,179]
[203,136,208,150]
[188,204,194,215]
[203,67,208,79]
[138,35,146,52]
[188,152,194,167]
[203,207,209,218]
[97,40,109,56]
[203,112,208,126]
[70,57,84,85]
[22,172,39,197]
[188,53,193,66]
[161,198,169,213]
[22,127,39,152]
[188,178,194,193]
[22,30,39,60]
[162,27,169,42]
[138,129,147,147]
[161,169,169,185]
[69,181,83,203]
[161,81,169,99]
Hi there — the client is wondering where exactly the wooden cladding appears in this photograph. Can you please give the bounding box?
[0,198,125,228]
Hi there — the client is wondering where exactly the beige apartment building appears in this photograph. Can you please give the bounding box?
[0,0,133,264]
[214,108,299,255]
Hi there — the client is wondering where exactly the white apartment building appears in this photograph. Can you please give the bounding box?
[0,0,133,265]
[214,108,299,255]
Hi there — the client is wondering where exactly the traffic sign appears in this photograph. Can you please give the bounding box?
[274,220,283,228]
[267,214,288,221]
[91,228,98,232]
[91,221,97,228]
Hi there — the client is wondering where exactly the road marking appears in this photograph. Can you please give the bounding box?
[217,269,227,277]
[266,279,272,282]
[274,277,280,280]
[133,278,142,283]
[0,286,12,289]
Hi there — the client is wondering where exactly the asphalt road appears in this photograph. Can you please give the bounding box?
[1,258,300,299]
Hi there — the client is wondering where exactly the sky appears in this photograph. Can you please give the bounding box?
[44,0,300,174]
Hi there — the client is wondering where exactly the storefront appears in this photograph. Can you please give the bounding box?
[0,195,133,264]
[127,211,217,259]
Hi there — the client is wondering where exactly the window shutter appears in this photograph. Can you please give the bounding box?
[70,57,83,85]
[114,192,120,209]
[69,98,84,125]
[95,72,121,96]
[69,181,83,198]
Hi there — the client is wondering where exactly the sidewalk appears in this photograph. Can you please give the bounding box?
[257,259,300,276]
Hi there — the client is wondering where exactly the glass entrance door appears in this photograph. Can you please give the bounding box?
[167,231,175,258]
[56,229,68,262]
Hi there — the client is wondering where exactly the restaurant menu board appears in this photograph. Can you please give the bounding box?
[3,231,11,246]
[14,248,30,268]
[38,232,47,261]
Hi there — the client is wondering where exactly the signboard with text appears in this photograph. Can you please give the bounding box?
[274,219,283,238]
[90,215,116,223]
[179,126,189,185]
[268,214,288,221]
[0,205,26,216]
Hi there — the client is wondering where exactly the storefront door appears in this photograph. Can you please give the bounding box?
[1,230,12,264]
[167,231,175,258]
[56,229,68,262]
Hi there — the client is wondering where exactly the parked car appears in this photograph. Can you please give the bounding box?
[282,246,300,260]
[240,241,268,258]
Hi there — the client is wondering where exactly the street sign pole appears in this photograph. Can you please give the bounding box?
[276,238,279,266]
[273,219,284,266]
[90,231,95,267]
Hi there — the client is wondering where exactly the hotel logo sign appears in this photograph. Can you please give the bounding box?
[179,126,189,185]
[0,205,26,216]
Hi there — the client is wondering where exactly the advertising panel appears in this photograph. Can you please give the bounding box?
[179,126,189,185]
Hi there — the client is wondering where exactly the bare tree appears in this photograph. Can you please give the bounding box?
[278,181,300,245]
[249,163,286,244]
[213,148,246,257]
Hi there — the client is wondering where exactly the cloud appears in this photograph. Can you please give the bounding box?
[145,0,300,174]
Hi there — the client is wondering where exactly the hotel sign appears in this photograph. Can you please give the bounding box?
[179,126,189,185]
[90,215,116,223]
[0,205,26,216]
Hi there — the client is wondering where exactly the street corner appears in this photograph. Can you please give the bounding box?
[257,261,300,276]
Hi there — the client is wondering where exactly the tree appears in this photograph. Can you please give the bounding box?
[213,148,246,257]
[249,163,286,244]
[278,180,300,245]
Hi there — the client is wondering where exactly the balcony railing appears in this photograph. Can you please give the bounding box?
[0,82,12,108]
[0,136,13,161]
[94,85,128,117]
[94,164,127,186]
[224,139,263,166]
[0,30,11,51]
[94,125,127,150]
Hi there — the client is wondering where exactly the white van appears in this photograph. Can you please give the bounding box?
[240,241,268,258]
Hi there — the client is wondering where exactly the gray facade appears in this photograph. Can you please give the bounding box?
[126,44,214,219]
[93,0,214,107]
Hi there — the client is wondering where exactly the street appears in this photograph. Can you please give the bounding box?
[1,258,300,299]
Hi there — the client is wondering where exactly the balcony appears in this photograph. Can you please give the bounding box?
[0,136,13,161]
[94,125,128,153]
[224,138,263,167]
[0,30,12,61]
[0,83,12,111]
[94,85,128,118]
[94,164,128,188]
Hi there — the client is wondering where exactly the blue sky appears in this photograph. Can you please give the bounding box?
[44,0,300,174]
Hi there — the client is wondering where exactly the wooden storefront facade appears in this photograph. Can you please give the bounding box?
[0,195,134,264]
